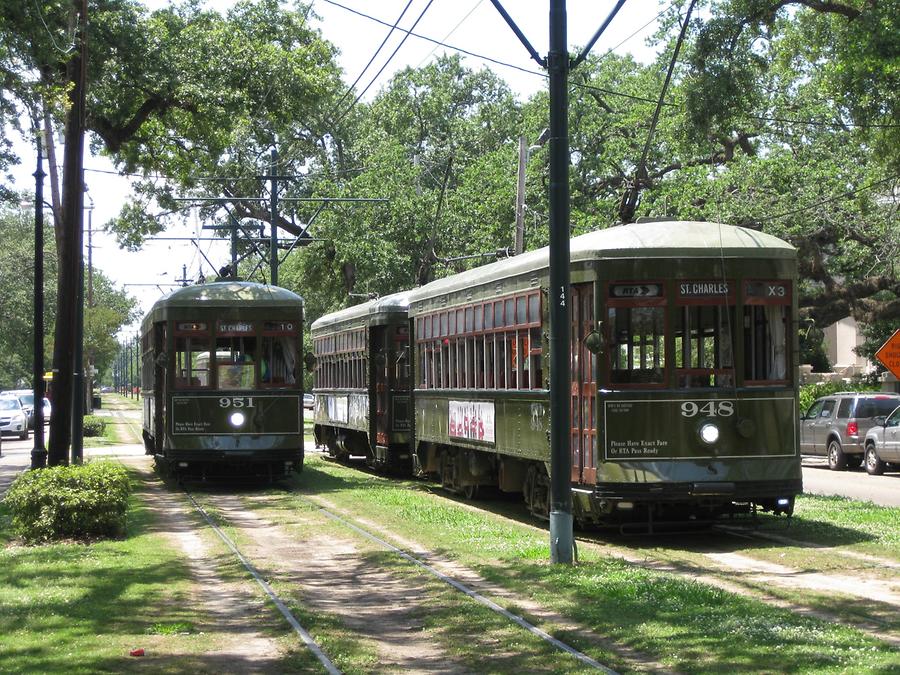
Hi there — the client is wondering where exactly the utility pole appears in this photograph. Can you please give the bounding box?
[514,136,527,255]
[490,0,626,564]
[546,0,574,564]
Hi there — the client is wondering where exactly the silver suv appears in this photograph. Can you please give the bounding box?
[800,392,900,470]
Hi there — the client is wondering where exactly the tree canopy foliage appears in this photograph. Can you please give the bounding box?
[1,0,896,378]
[0,206,135,390]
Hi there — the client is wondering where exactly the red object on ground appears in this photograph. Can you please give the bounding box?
[130,648,145,657]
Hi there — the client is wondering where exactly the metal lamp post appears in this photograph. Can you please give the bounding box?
[31,133,48,469]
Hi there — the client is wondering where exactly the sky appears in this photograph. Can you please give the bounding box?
[8,0,666,331]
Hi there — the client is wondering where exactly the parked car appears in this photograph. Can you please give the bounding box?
[0,390,51,428]
[303,393,314,410]
[0,396,29,439]
[863,405,900,475]
[800,392,900,470]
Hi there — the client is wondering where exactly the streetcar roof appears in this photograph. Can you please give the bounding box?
[144,281,303,324]
[408,221,795,306]
[311,291,411,333]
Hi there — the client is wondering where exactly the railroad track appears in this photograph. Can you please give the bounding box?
[181,482,619,673]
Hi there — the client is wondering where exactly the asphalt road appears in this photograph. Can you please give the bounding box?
[801,455,900,507]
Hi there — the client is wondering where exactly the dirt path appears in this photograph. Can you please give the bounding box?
[213,494,472,674]
[125,461,287,671]
[299,494,675,675]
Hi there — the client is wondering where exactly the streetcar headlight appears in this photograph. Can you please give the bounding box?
[699,423,719,444]
[229,411,246,428]
[776,498,790,507]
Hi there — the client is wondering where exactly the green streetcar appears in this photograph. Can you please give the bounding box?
[140,281,305,479]
[313,221,802,526]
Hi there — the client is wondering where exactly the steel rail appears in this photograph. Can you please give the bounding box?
[315,504,616,673]
[184,491,341,675]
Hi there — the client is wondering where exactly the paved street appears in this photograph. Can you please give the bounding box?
[802,456,900,507]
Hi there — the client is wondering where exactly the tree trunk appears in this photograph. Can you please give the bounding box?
[47,0,87,466]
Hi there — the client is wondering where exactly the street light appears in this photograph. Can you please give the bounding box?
[26,132,48,469]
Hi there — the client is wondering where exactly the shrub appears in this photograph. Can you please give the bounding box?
[82,415,106,437]
[799,380,879,414]
[3,462,131,543]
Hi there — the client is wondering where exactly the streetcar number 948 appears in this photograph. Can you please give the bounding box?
[681,401,733,417]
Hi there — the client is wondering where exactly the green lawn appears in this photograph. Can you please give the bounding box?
[241,456,900,674]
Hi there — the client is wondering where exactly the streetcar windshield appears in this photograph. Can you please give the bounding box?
[172,319,299,390]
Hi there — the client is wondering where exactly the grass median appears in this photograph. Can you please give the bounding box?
[253,456,899,674]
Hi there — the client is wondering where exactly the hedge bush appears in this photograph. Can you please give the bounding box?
[3,462,131,543]
[799,380,879,415]
[82,415,106,437]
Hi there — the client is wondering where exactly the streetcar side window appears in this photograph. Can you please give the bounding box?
[608,306,666,385]
[174,337,211,388]
[260,336,298,386]
[743,281,790,384]
[414,291,541,391]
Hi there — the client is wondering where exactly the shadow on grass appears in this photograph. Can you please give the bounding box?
[473,557,900,674]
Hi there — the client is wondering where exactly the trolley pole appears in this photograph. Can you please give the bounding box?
[547,0,574,564]
[31,131,47,469]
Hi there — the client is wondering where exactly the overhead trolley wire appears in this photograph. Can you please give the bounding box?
[331,0,437,128]
[321,0,900,132]
[416,0,485,68]
[330,0,417,119]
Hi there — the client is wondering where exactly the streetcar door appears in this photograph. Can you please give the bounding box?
[153,321,166,451]
[372,326,390,450]
[570,283,597,484]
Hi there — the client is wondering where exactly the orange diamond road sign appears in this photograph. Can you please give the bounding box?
[875,329,900,380]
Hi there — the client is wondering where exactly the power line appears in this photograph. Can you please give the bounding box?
[331,0,416,119]
[322,0,900,132]
[332,0,437,127]
[416,0,484,68]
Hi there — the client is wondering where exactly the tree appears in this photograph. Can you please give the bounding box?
[0,204,57,390]
[1,0,344,461]
[279,55,522,317]
[84,271,138,383]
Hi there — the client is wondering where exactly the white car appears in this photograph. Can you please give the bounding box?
[0,397,29,439]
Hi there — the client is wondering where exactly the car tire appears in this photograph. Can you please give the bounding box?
[19,428,28,440]
[865,445,886,476]
[827,439,847,471]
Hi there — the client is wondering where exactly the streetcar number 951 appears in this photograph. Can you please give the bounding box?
[681,401,733,417]
[219,397,255,408]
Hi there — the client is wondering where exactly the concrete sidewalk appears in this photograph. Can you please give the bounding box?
[0,436,148,498]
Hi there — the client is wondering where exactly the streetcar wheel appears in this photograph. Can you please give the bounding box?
[462,484,479,500]
[865,445,885,476]
[827,440,847,471]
